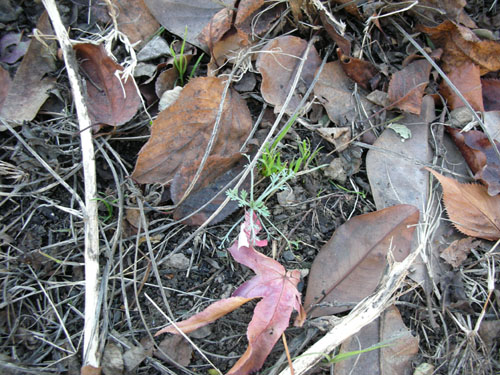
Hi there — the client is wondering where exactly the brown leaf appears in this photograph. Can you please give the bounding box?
[319,10,351,55]
[81,365,101,375]
[102,342,124,375]
[446,127,500,196]
[332,0,361,18]
[132,77,252,184]
[334,306,419,375]
[198,7,234,50]
[144,0,230,52]
[314,61,374,125]
[388,58,433,114]
[109,0,159,50]
[0,12,56,127]
[210,29,248,68]
[440,237,481,268]
[337,48,379,91]
[154,335,193,366]
[74,43,141,127]
[418,20,500,75]
[428,169,500,240]
[234,0,282,43]
[482,79,500,111]
[304,204,419,317]
[0,65,11,109]
[439,62,484,111]
[411,0,476,28]
[257,36,321,114]
[171,153,251,225]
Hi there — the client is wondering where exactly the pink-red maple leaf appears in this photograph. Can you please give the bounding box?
[156,211,305,375]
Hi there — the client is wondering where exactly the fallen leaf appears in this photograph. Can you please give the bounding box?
[102,342,124,375]
[74,43,141,127]
[155,68,179,97]
[144,0,233,52]
[154,335,193,366]
[81,365,101,375]
[319,10,351,55]
[0,12,56,127]
[313,61,374,125]
[411,0,476,28]
[0,66,11,109]
[257,35,321,114]
[334,305,419,375]
[131,77,252,185]
[418,20,500,75]
[210,29,248,68]
[109,0,159,50]
[198,6,234,50]
[304,204,419,317]
[440,237,481,268]
[122,344,148,373]
[157,211,305,375]
[439,61,484,111]
[136,35,172,62]
[332,0,361,18]
[171,153,251,225]
[234,0,282,43]
[484,111,500,143]
[0,32,30,64]
[428,169,500,240]
[446,127,500,196]
[482,79,500,111]
[316,127,351,152]
[337,48,379,91]
[158,86,183,112]
[367,96,434,214]
[388,57,433,114]
[478,320,500,349]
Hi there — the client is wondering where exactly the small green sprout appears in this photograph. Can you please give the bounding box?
[93,194,118,223]
[169,26,204,86]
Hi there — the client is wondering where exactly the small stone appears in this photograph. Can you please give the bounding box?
[137,36,171,62]
[324,158,347,184]
[164,253,190,270]
[189,325,212,339]
[133,62,156,78]
[283,250,296,262]
[277,187,296,206]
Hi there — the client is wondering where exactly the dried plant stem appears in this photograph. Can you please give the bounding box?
[42,0,101,369]
[278,247,422,375]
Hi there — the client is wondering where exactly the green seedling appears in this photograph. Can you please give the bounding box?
[169,26,204,86]
[330,181,367,199]
[93,194,117,223]
[289,139,321,173]
[319,342,392,365]
[260,144,287,177]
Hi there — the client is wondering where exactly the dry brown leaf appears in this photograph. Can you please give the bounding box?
[74,43,141,127]
[0,12,56,127]
[257,35,321,114]
[334,305,419,375]
[388,58,433,114]
[418,20,500,75]
[482,79,500,111]
[154,335,192,366]
[316,127,351,152]
[109,0,159,50]
[314,61,373,125]
[304,204,419,317]
[198,7,234,50]
[428,169,500,240]
[0,65,11,109]
[332,0,361,18]
[132,77,252,185]
[319,10,351,55]
[439,61,484,111]
[440,237,481,268]
[412,0,476,28]
[337,48,379,91]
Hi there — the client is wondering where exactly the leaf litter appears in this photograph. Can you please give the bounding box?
[2,2,500,375]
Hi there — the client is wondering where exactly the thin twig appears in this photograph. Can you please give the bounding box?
[41,0,101,368]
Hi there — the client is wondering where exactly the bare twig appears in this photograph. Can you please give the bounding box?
[41,0,101,369]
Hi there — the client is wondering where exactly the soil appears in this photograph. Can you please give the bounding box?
[0,1,499,375]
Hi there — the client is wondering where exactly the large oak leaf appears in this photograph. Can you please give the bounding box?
[156,211,305,375]
[428,169,500,240]
[131,77,252,185]
[304,205,419,317]
[74,43,141,127]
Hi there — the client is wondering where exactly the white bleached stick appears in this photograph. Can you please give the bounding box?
[41,0,101,369]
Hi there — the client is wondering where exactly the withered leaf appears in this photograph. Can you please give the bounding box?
[0,66,11,109]
[440,237,481,268]
[428,169,500,240]
[0,12,56,127]
[198,7,234,50]
[412,0,476,28]
[304,204,419,317]
[257,35,321,114]
[446,127,500,196]
[74,43,141,127]
[171,153,251,225]
[388,58,433,114]
[132,77,252,185]
[157,212,304,375]
[439,62,484,111]
[418,20,500,75]
[337,48,379,91]
[482,79,500,111]
[319,10,351,55]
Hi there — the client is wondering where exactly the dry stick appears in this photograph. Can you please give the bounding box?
[42,0,101,368]
[278,247,422,375]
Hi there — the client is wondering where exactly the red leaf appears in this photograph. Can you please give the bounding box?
[157,211,305,374]
[74,43,141,127]
[337,48,379,91]
[446,127,500,196]
[439,61,484,111]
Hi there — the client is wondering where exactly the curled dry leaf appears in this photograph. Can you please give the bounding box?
[319,10,351,55]
[304,204,419,317]
[157,211,305,375]
[132,77,252,185]
[440,237,481,268]
[446,127,500,196]
[388,57,434,114]
[171,153,251,225]
[257,35,321,114]
[428,169,500,240]
[337,48,379,91]
[482,79,500,111]
[439,61,484,111]
[418,20,500,74]
[74,43,141,127]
